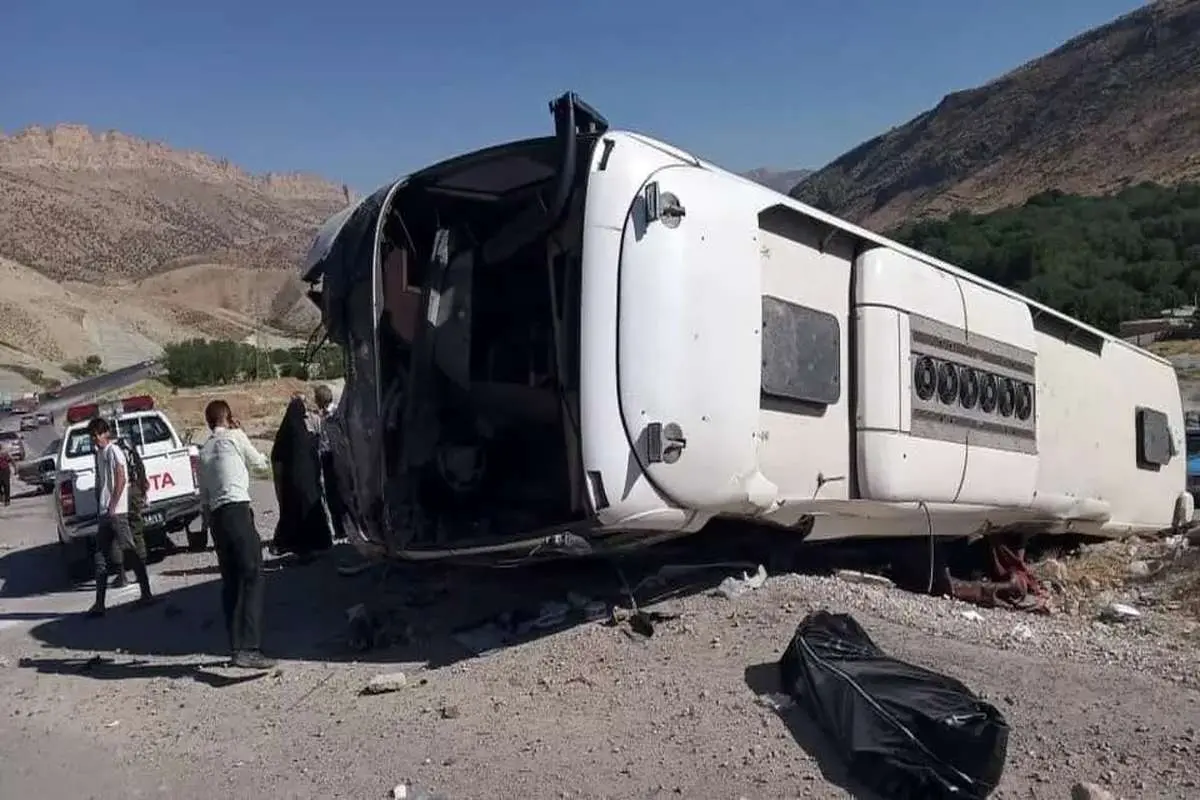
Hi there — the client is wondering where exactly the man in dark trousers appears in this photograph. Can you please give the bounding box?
[198,399,275,669]
[0,446,12,506]
[311,384,347,541]
[84,417,156,618]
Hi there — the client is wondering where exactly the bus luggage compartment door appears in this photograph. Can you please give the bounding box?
[616,166,764,511]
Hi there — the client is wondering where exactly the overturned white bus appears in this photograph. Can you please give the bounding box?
[302,92,1193,564]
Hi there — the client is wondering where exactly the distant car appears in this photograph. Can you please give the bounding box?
[0,430,25,462]
[17,437,60,494]
[19,415,37,432]
[35,412,52,426]
[55,394,204,582]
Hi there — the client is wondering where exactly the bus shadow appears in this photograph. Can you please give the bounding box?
[25,525,819,674]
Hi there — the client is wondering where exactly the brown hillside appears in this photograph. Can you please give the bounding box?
[792,0,1200,229]
[0,125,346,389]
[740,168,813,194]
[0,123,348,281]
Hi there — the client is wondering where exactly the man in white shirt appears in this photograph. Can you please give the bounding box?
[85,417,155,618]
[198,399,275,670]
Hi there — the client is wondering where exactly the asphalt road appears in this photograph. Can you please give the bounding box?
[2,360,160,466]
[0,471,229,635]
[41,360,162,412]
[0,361,187,631]
[19,422,59,465]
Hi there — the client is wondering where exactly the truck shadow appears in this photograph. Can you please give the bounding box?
[0,543,79,599]
[0,540,172,600]
[24,524,826,674]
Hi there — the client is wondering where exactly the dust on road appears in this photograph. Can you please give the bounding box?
[0,475,1197,799]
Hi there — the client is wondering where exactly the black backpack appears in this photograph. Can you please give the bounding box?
[114,438,150,509]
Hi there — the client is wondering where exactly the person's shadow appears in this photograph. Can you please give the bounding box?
[24,552,376,666]
[19,653,270,688]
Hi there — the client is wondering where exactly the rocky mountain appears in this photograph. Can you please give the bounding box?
[792,0,1200,230]
[741,168,813,194]
[0,124,349,282]
[0,124,351,390]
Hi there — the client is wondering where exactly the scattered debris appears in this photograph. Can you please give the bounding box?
[959,609,985,622]
[439,704,460,720]
[610,607,679,638]
[1022,533,1200,619]
[103,719,121,728]
[361,672,409,695]
[947,542,1049,614]
[753,692,795,712]
[1071,781,1116,800]
[1009,623,1035,643]
[713,564,768,599]
[453,596,612,656]
[1099,602,1142,623]
[1032,557,1068,585]
[1127,559,1152,579]
[630,561,758,595]
[390,781,447,799]
[834,569,895,588]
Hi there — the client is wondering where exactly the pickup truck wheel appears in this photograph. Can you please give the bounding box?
[186,524,209,552]
[60,541,92,585]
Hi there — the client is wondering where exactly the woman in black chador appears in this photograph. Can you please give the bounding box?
[270,397,333,562]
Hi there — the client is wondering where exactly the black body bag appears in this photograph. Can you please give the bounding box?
[778,611,1009,799]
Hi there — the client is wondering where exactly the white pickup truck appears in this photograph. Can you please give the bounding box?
[54,395,205,582]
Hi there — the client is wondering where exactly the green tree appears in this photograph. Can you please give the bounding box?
[889,181,1200,333]
[161,338,343,387]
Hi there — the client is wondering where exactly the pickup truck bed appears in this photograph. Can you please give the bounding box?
[55,410,204,582]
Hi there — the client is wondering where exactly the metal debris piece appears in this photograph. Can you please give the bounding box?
[834,569,895,588]
[947,542,1050,614]
[713,564,768,599]
[1099,602,1142,623]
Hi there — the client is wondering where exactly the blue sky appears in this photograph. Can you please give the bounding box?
[2,0,1147,192]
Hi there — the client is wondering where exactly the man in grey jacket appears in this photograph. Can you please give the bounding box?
[198,400,274,669]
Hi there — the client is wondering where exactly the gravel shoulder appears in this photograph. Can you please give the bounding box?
[1,479,1197,799]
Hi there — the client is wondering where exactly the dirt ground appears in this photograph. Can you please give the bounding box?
[1,476,1198,799]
